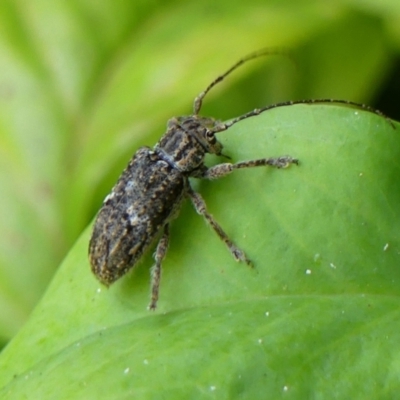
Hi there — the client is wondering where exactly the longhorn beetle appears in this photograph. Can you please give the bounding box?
[89,48,391,310]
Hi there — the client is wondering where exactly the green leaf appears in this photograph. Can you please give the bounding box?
[0,0,396,345]
[0,106,399,398]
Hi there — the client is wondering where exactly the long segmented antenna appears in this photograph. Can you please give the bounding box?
[220,98,395,130]
[193,48,290,115]
[194,49,394,129]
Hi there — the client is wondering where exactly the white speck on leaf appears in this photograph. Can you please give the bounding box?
[383,243,389,251]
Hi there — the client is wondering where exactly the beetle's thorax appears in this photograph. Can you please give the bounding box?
[154,115,223,172]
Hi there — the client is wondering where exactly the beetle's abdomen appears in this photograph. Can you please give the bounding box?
[89,147,185,285]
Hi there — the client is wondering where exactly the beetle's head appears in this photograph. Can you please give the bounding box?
[156,116,227,172]
[167,115,224,156]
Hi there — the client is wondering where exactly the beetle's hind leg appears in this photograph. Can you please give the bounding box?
[148,224,170,310]
[187,187,252,267]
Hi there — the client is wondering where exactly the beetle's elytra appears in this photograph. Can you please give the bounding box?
[89,48,390,310]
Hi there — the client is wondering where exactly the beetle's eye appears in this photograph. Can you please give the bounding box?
[206,130,216,143]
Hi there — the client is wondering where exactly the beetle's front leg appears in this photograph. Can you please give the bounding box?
[197,156,298,180]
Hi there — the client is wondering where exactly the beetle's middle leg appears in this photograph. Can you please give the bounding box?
[148,224,170,310]
[199,155,298,180]
[187,187,252,267]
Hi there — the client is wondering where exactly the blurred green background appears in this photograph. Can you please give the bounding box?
[0,0,399,349]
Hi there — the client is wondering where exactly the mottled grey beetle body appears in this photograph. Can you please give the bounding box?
[89,145,185,285]
[89,48,388,309]
[90,112,296,310]
[89,116,221,287]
